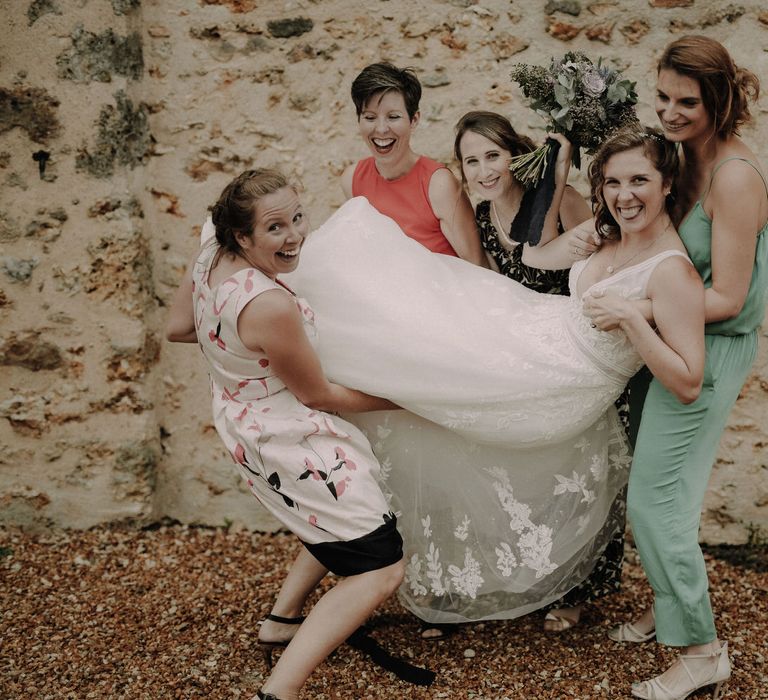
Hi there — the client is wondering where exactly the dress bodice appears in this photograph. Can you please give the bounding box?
[475,200,570,295]
[677,157,768,336]
[352,156,458,256]
[192,242,317,404]
[285,197,688,447]
[564,250,692,383]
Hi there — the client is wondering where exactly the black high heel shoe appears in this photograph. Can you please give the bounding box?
[258,613,305,669]
[256,691,282,700]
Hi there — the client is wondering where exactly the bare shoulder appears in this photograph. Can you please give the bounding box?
[341,162,358,199]
[708,152,768,230]
[240,287,298,325]
[648,253,702,298]
[562,185,586,205]
[238,287,301,352]
[428,165,460,190]
[560,185,592,225]
[715,159,765,188]
[711,146,766,196]
[428,166,462,209]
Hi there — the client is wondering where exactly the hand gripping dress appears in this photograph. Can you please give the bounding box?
[192,241,403,576]
[283,197,690,622]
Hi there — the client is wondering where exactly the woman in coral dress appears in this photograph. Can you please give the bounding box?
[341,61,487,266]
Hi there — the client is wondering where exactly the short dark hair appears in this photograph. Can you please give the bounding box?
[658,35,759,139]
[454,111,536,186]
[588,126,678,240]
[351,62,421,119]
[211,169,291,254]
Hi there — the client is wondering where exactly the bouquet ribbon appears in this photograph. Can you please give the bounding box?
[509,138,560,247]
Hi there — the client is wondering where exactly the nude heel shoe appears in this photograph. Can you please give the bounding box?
[608,607,655,643]
[631,641,730,700]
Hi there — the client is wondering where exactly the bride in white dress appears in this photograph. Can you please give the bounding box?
[216,128,704,623]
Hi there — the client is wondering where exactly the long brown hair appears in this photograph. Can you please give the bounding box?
[588,127,678,240]
[453,111,535,186]
[658,35,760,139]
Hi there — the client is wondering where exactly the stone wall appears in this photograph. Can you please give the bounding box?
[1,0,766,543]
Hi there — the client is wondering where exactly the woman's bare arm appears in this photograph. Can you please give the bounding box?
[165,256,198,343]
[705,160,765,322]
[428,168,489,267]
[239,290,398,413]
[558,185,592,231]
[587,257,705,403]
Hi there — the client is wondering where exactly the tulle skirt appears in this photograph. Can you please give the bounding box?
[284,198,631,621]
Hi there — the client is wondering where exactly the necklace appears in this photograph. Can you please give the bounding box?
[606,224,669,275]
[491,197,522,250]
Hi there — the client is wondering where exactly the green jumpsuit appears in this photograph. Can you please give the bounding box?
[627,158,768,646]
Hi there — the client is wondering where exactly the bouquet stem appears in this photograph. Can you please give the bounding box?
[509,143,552,188]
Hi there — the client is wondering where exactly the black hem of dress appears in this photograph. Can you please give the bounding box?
[303,515,403,577]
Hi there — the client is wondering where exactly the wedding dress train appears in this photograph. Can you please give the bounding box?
[230,198,679,621]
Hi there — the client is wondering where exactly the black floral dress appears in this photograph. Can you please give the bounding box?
[477,200,570,295]
[476,199,626,609]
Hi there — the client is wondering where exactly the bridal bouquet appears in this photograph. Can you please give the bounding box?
[509,52,639,185]
[504,52,638,245]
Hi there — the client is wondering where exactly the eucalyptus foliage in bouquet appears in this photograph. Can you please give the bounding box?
[509,52,639,186]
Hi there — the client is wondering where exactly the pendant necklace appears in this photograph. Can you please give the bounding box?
[606,223,670,275]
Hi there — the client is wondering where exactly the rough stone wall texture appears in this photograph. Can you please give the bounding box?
[0,0,766,543]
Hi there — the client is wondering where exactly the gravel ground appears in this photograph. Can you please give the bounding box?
[1,524,766,700]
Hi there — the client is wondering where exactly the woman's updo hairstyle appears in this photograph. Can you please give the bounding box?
[211,169,291,253]
[588,126,678,240]
[658,35,760,139]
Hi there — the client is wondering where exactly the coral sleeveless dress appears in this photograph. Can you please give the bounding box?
[352,155,458,256]
[191,241,402,576]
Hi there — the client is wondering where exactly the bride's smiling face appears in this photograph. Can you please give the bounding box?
[601,147,670,235]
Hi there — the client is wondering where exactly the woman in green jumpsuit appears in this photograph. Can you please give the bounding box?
[587,36,767,700]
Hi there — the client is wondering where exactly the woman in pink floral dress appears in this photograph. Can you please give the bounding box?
[166,169,407,700]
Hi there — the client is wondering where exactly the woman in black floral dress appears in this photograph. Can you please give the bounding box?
[455,111,627,633]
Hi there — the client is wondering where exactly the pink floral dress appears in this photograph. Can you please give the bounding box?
[192,242,401,575]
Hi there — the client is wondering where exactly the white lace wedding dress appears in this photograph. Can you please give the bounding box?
[257,198,685,621]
